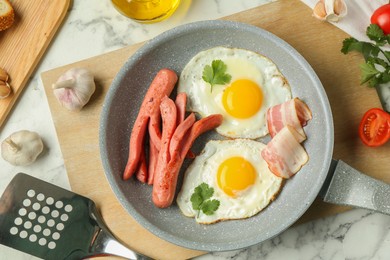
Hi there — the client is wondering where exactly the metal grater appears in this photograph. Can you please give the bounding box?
[0,173,152,260]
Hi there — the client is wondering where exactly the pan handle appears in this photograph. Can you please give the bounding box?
[322,160,390,215]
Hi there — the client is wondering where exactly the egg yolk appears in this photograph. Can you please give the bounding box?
[217,156,256,197]
[222,79,263,119]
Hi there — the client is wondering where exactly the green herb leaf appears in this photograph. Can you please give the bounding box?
[199,182,213,200]
[201,200,220,216]
[381,71,390,83]
[383,50,390,61]
[202,65,214,84]
[367,24,387,46]
[341,24,390,87]
[341,38,362,54]
[360,62,379,86]
[341,38,380,61]
[190,182,220,216]
[190,193,203,210]
[202,60,232,92]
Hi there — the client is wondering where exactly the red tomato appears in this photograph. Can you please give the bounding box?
[359,108,390,147]
[371,4,390,35]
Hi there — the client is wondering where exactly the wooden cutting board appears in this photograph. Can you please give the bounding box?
[41,0,390,259]
[0,0,70,128]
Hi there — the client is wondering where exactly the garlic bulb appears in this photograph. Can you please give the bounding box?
[52,68,96,111]
[313,0,347,22]
[1,130,44,166]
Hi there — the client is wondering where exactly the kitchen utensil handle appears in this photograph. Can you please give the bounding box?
[376,83,390,112]
[92,227,152,260]
[88,204,152,260]
[323,160,390,215]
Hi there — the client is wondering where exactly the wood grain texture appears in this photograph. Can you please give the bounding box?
[0,0,70,128]
[41,0,390,259]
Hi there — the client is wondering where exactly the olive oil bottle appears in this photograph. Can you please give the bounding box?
[111,0,181,23]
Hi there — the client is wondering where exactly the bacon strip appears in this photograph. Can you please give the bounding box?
[267,98,312,139]
[261,125,309,179]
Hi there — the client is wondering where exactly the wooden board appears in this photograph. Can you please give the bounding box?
[0,0,70,128]
[41,0,390,259]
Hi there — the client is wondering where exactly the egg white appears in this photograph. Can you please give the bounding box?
[178,46,292,139]
[176,139,283,224]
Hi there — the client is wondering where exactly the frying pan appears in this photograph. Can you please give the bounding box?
[99,20,390,252]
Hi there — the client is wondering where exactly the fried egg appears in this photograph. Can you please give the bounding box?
[176,139,283,224]
[178,47,292,139]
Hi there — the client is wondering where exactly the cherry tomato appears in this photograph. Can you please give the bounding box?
[359,108,390,147]
[371,4,390,35]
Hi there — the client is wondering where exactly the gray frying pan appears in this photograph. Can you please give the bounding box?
[99,20,390,252]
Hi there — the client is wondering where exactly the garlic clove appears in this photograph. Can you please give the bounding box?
[313,1,327,21]
[52,68,96,111]
[333,0,345,15]
[0,81,11,99]
[1,130,44,166]
[313,0,347,22]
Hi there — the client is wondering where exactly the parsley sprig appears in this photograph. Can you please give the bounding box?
[202,60,232,92]
[341,24,390,87]
[190,183,220,216]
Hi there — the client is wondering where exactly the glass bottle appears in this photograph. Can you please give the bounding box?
[111,0,181,23]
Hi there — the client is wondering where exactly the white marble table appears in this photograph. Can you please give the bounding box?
[1,0,390,259]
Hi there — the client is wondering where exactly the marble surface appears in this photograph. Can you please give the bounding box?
[1,0,390,259]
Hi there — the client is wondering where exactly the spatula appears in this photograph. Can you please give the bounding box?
[0,173,152,260]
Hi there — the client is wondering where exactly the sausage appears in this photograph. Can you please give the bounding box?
[175,93,187,125]
[152,96,177,193]
[168,113,196,159]
[147,140,159,185]
[180,114,223,159]
[123,116,149,180]
[174,92,195,158]
[152,114,223,208]
[123,69,178,180]
[150,112,195,186]
[148,96,177,183]
[135,149,148,183]
[149,113,162,150]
